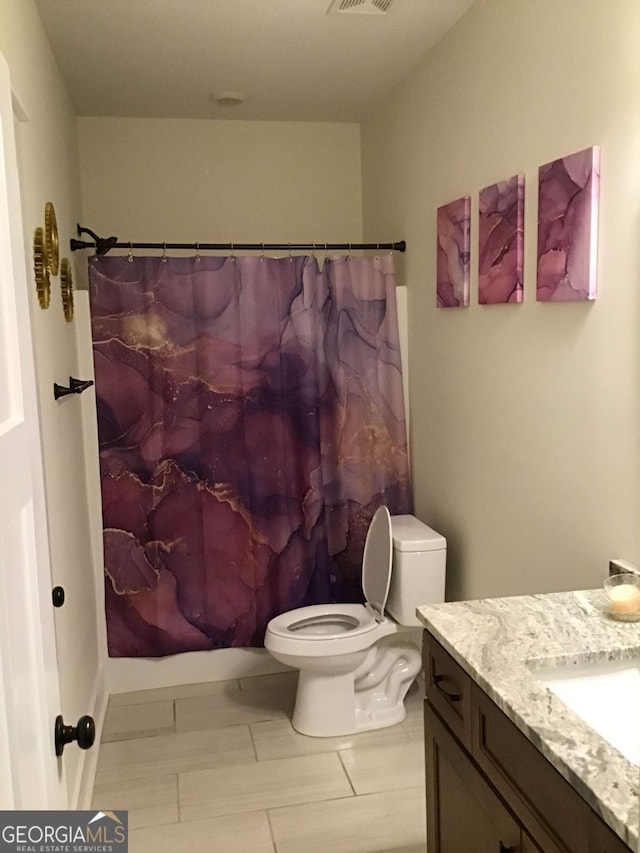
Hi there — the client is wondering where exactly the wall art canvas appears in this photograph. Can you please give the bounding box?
[437,195,470,308]
[537,146,600,301]
[478,174,524,304]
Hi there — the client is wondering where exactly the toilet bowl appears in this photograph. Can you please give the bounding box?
[264,507,447,737]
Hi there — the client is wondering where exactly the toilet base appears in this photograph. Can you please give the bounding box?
[291,639,421,737]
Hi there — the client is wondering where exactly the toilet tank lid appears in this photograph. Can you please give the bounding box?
[391,514,446,552]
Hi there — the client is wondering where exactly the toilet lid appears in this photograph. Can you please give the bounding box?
[361,505,393,620]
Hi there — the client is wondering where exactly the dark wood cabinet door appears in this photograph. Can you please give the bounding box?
[588,814,634,853]
[521,831,544,853]
[425,701,522,853]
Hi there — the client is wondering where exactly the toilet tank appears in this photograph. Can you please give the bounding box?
[386,515,447,627]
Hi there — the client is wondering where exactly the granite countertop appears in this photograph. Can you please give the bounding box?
[417,589,640,848]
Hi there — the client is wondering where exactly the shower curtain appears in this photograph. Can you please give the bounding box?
[89,253,411,657]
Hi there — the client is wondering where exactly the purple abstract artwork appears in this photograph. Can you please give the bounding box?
[478,175,524,305]
[437,196,471,308]
[537,146,600,301]
[89,254,411,657]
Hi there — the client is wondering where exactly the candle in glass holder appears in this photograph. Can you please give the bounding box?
[608,583,640,615]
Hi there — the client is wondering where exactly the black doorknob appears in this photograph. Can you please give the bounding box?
[54,714,95,757]
[52,586,65,607]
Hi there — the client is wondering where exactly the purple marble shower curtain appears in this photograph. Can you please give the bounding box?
[89,254,411,657]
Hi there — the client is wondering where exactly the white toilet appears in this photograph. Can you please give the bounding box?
[264,507,447,737]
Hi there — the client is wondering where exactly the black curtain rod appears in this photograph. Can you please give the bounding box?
[69,225,406,256]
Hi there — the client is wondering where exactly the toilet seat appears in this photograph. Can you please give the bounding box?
[267,603,377,641]
[264,507,395,657]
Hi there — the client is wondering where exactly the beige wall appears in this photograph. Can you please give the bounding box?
[362,0,640,601]
[0,0,103,804]
[77,118,363,248]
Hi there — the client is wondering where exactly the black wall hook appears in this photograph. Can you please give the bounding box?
[69,376,94,394]
[54,376,94,400]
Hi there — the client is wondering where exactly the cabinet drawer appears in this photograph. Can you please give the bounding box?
[472,684,588,853]
[424,631,472,750]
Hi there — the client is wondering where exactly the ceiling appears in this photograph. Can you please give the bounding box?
[34,0,476,122]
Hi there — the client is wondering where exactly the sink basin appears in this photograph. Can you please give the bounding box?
[535,658,640,765]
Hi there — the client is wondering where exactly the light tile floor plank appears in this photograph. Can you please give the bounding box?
[239,670,298,692]
[179,752,354,822]
[109,679,241,707]
[269,786,427,853]
[96,724,256,785]
[175,683,296,732]
[129,812,275,853]
[92,774,178,830]
[101,699,175,743]
[251,717,409,762]
[339,740,426,795]
[402,706,425,741]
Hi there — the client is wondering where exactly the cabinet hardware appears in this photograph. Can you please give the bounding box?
[434,674,462,702]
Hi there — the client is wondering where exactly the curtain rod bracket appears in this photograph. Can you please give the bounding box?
[73,224,119,256]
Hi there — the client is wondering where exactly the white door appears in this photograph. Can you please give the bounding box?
[0,51,67,809]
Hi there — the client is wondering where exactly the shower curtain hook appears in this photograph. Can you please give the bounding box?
[288,243,293,262]
[324,243,328,261]
[261,243,265,263]
[230,242,235,263]
[195,242,201,262]
[347,243,352,262]
[162,242,167,263]
[128,242,134,263]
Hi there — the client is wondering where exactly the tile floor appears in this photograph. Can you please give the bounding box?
[92,670,427,852]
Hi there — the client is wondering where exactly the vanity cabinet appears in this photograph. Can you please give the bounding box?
[426,703,540,852]
[423,632,632,853]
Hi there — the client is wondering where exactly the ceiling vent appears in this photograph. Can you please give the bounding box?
[327,0,395,16]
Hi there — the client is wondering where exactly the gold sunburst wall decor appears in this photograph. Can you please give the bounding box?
[44,201,59,276]
[60,257,74,322]
[33,226,50,309]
